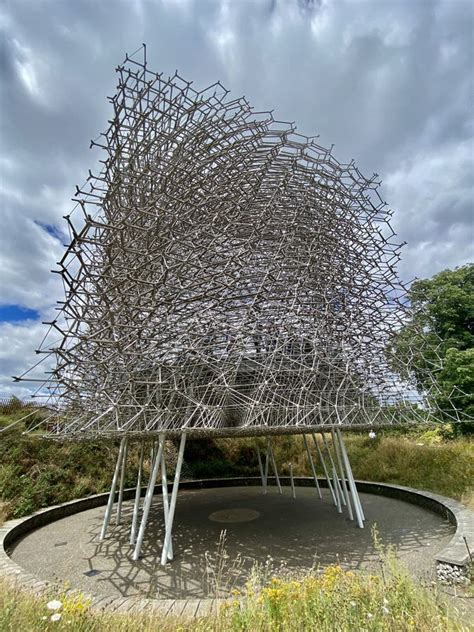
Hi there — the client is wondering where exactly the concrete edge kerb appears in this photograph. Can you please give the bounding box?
[1,478,472,616]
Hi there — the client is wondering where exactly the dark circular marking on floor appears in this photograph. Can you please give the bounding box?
[208,508,261,523]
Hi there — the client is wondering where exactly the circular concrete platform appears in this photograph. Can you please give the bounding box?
[10,486,454,601]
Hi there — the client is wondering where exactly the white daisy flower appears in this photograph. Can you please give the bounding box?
[46,600,62,611]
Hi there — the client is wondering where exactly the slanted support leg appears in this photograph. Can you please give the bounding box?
[267,437,282,494]
[161,441,173,560]
[321,432,346,506]
[289,463,296,499]
[336,428,364,528]
[256,445,267,494]
[161,432,187,565]
[115,437,129,525]
[100,437,126,541]
[312,433,337,506]
[264,446,270,493]
[333,466,342,513]
[130,441,145,544]
[133,435,165,561]
[303,434,322,499]
[331,428,353,521]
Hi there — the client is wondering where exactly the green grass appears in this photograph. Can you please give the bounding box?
[0,544,469,631]
[343,434,474,506]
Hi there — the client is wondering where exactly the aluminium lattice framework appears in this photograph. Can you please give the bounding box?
[12,48,462,440]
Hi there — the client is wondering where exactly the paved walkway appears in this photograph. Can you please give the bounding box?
[10,486,454,600]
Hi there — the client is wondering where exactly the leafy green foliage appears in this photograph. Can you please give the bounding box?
[390,264,474,426]
[437,348,474,418]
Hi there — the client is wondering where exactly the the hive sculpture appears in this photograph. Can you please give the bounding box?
[7,47,467,563]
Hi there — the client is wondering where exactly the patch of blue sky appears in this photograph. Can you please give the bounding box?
[0,305,40,322]
[34,220,67,243]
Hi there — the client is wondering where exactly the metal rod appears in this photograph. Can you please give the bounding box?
[115,437,128,525]
[333,466,342,513]
[336,428,364,528]
[130,440,145,544]
[321,432,346,506]
[263,446,270,494]
[303,434,322,499]
[267,437,282,494]
[290,462,296,499]
[161,432,187,565]
[161,437,173,560]
[312,432,337,506]
[337,428,365,521]
[256,445,266,494]
[133,436,165,560]
[331,428,353,521]
[100,437,126,541]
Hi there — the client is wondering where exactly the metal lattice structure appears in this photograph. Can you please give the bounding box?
[10,48,463,441]
[6,46,471,567]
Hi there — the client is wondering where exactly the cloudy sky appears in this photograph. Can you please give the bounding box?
[0,0,473,398]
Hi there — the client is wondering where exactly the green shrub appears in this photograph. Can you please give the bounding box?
[0,464,23,500]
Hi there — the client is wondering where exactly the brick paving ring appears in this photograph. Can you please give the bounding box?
[1,478,472,618]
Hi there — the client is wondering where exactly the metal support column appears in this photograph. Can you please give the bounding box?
[161,432,187,565]
[267,437,282,494]
[332,466,342,513]
[161,441,173,560]
[336,428,364,528]
[100,437,126,541]
[133,435,165,560]
[312,433,337,505]
[264,446,270,493]
[321,432,346,506]
[130,441,145,544]
[115,437,128,525]
[289,463,296,499]
[303,434,322,499]
[331,428,353,521]
[256,445,267,494]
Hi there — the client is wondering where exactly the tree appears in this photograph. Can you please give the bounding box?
[389,264,474,429]
[436,348,474,418]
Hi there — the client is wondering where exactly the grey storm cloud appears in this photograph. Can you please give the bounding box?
[0,0,473,396]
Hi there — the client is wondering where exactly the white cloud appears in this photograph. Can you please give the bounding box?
[0,212,63,311]
[0,320,55,398]
[384,138,474,279]
[12,37,50,106]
